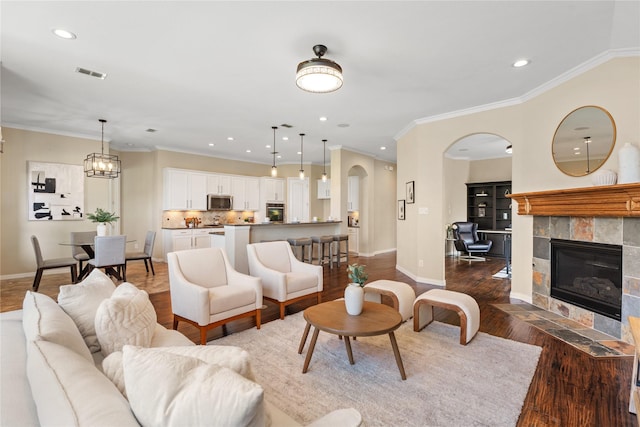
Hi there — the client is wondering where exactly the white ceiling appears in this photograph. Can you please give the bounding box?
[2,1,639,165]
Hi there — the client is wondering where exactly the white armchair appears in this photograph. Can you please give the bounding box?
[168,247,262,344]
[247,241,323,319]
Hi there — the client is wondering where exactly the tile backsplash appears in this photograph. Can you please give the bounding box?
[163,210,256,228]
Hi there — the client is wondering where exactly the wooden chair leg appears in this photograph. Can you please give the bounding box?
[200,327,207,345]
[121,264,126,281]
[32,269,44,292]
[172,316,179,330]
[148,258,155,275]
[255,309,261,329]
[279,303,286,320]
[143,259,149,273]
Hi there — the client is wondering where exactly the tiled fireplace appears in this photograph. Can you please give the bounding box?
[531,216,640,343]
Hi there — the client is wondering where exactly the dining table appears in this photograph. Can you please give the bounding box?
[59,237,135,281]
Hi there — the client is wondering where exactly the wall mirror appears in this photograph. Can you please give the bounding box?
[552,105,616,176]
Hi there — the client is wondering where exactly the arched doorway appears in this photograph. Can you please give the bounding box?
[442,133,513,271]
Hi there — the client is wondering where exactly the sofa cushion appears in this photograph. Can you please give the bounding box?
[103,344,257,397]
[58,269,116,353]
[26,339,139,427]
[149,323,195,347]
[123,345,266,427]
[22,291,92,362]
[95,282,157,356]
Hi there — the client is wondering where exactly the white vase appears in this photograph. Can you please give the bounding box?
[344,284,364,315]
[591,169,617,186]
[96,223,107,236]
[618,142,640,184]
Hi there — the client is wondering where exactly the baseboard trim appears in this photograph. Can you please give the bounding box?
[509,291,532,304]
[395,264,445,287]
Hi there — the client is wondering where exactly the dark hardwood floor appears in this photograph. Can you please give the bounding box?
[1,253,635,426]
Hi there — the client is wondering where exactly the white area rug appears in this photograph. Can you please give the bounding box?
[212,310,542,426]
[493,266,512,279]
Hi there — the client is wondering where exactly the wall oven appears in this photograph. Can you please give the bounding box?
[266,203,285,223]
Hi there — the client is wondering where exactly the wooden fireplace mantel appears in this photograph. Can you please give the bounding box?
[508,183,640,217]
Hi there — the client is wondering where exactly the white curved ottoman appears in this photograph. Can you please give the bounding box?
[364,280,416,322]
[413,289,480,345]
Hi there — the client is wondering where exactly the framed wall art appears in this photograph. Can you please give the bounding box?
[28,161,84,221]
[398,199,406,220]
[406,180,415,204]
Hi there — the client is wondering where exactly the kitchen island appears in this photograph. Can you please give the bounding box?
[223,221,343,273]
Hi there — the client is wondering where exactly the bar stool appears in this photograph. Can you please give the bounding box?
[332,234,349,267]
[287,237,313,263]
[311,235,333,268]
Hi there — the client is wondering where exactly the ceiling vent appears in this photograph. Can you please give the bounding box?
[75,67,107,79]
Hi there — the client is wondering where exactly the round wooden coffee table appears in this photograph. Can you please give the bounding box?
[297,300,406,380]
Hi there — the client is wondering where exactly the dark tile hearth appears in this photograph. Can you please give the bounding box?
[494,302,635,358]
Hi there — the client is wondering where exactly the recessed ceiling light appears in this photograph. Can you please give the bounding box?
[380,146,386,150]
[52,28,76,39]
[319,117,328,122]
[227,137,234,141]
[512,59,530,68]
[297,151,302,155]
[277,155,282,159]
[573,147,580,151]
[282,137,289,141]
[209,143,214,147]
[246,149,251,153]
[266,145,271,148]
[574,151,581,155]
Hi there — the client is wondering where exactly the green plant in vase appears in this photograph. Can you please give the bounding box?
[87,208,119,236]
[346,263,368,286]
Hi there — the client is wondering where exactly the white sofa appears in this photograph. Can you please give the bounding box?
[0,270,362,427]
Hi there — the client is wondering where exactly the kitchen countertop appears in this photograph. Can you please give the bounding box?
[162,221,341,230]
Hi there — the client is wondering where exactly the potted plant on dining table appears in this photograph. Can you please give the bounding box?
[86,208,120,236]
[345,263,368,315]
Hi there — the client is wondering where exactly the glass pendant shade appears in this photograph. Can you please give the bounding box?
[84,119,121,178]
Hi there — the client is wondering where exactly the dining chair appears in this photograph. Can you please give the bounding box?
[30,235,77,292]
[125,231,156,275]
[70,230,97,273]
[87,235,127,281]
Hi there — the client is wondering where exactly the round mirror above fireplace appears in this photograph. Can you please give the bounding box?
[552,106,616,177]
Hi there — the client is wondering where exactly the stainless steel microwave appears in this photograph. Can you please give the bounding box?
[207,194,232,211]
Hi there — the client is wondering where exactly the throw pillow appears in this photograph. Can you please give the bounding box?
[122,345,266,427]
[26,340,139,427]
[102,344,256,398]
[58,269,116,353]
[94,282,157,357]
[22,291,93,362]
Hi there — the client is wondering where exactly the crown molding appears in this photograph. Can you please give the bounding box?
[394,48,640,142]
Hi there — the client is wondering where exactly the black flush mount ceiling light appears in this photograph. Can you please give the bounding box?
[84,119,121,178]
[271,126,278,177]
[296,45,343,93]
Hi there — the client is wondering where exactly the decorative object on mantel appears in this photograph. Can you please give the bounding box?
[84,119,121,179]
[618,142,640,184]
[591,168,617,186]
[296,44,343,93]
[87,208,119,236]
[507,183,640,217]
[345,263,368,315]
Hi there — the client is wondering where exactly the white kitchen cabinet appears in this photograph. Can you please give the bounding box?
[163,229,212,260]
[317,179,331,199]
[210,233,225,249]
[261,177,285,202]
[207,174,232,195]
[348,176,359,212]
[348,228,359,254]
[163,169,208,210]
[231,176,260,211]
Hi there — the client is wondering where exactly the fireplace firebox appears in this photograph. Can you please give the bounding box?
[550,239,622,321]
